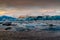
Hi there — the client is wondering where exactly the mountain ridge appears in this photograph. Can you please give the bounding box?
[0,15,18,21]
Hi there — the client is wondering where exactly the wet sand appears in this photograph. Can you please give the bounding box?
[0,31,60,40]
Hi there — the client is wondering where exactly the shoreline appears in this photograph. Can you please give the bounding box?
[0,31,60,40]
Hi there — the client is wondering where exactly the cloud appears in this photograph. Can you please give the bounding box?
[0,5,59,17]
[2,8,60,17]
[0,0,60,7]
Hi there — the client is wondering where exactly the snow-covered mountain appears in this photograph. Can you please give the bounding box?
[0,15,18,21]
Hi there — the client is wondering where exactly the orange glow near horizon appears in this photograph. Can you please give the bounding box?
[0,8,59,17]
[39,9,55,13]
[0,10,6,15]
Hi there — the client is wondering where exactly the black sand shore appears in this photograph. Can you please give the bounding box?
[0,31,60,40]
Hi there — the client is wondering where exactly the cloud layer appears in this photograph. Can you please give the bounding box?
[0,0,60,17]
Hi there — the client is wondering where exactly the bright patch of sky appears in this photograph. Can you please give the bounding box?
[0,7,60,17]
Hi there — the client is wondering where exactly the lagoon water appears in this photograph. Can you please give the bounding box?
[0,20,60,31]
[0,20,60,38]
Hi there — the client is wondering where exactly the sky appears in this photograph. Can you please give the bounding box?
[0,0,60,17]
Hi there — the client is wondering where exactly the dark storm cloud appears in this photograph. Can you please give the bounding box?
[0,0,60,17]
[0,0,60,7]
